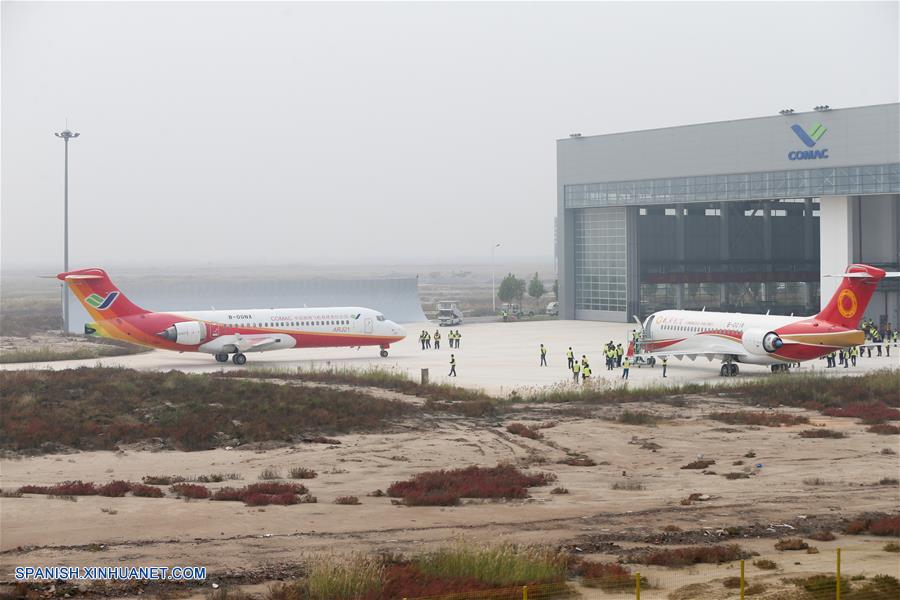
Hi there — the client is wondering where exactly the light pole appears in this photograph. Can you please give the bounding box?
[55,127,80,334]
[491,242,501,312]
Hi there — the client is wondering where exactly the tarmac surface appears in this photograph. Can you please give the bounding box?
[3,320,897,393]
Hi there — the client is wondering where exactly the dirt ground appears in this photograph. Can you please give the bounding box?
[2,391,898,598]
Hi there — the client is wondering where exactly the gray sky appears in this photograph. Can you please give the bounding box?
[2,1,898,269]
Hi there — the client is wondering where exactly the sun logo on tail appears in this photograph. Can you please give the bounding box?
[85,292,119,310]
[837,289,858,319]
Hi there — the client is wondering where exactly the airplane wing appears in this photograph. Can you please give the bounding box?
[214,334,281,353]
[641,349,750,362]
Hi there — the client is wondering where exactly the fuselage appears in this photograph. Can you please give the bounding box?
[89,306,406,355]
[640,309,865,365]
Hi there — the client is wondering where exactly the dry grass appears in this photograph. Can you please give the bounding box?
[774,538,809,551]
[334,496,361,505]
[628,544,749,566]
[681,459,715,469]
[799,428,846,439]
[708,411,809,427]
[506,422,543,439]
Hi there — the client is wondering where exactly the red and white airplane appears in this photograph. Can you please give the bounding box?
[59,268,406,364]
[631,264,898,376]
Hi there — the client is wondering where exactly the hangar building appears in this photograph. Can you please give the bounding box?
[556,103,900,327]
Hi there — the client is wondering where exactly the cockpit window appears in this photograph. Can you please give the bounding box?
[376,315,386,321]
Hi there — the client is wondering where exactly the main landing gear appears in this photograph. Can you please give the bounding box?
[215,353,229,363]
[232,353,247,365]
[771,364,790,373]
[719,362,739,377]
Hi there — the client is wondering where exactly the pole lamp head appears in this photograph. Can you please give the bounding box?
[55,129,80,140]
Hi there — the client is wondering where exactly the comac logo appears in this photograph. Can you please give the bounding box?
[837,288,858,319]
[85,291,119,310]
[788,123,829,160]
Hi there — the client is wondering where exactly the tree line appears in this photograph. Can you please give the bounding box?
[497,273,557,309]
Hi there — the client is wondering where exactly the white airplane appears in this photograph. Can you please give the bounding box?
[59,267,407,365]
[630,264,898,376]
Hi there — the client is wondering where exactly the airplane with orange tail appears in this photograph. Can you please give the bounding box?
[58,268,406,365]
[629,264,899,376]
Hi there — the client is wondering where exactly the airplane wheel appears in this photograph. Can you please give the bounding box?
[380,349,388,358]
[730,364,739,376]
[215,353,229,363]
[720,364,729,377]
[232,353,247,365]
[771,365,780,373]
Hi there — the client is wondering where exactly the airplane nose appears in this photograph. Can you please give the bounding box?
[391,322,406,338]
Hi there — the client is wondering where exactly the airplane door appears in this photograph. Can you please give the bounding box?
[364,318,374,334]
[210,323,221,338]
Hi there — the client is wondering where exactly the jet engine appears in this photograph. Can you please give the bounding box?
[741,329,784,355]
[158,321,208,345]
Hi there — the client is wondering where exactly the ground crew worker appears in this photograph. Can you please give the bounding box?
[616,344,624,367]
[420,331,426,350]
[572,360,581,382]
[582,362,591,382]
[850,345,858,367]
[426,331,432,349]
[434,330,441,350]
[661,356,667,378]
[566,347,574,370]
[453,330,459,348]
[866,340,872,358]
[448,354,457,377]
[456,330,462,349]
[581,355,588,372]
[607,347,615,370]
[540,344,548,366]
[622,356,630,380]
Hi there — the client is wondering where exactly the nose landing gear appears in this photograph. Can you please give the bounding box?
[380,344,389,358]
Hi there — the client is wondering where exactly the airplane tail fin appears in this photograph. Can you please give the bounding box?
[57,268,148,322]
[817,264,895,329]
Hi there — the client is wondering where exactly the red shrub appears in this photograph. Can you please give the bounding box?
[170,483,210,499]
[823,402,900,424]
[869,516,900,536]
[243,492,298,506]
[53,481,99,495]
[19,481,99,496]
[130,484,164,498]
[843,516,900,536]
[632,544,749,566]
[98,480,132,497]
[387,465,555,506]
[380,563,502,599]
[558,456,596,467]
[243,482,307,495]
[210,482,307,505]
[306,436,341,444]
[575,562,634,590]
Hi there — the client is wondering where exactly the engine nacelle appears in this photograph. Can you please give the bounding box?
[158,321,207,345]
[741,328,784,355]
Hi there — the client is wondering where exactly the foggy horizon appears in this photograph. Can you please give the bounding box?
[3,1,898,271]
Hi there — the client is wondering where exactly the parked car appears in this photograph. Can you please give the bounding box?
[546,301,559,316]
